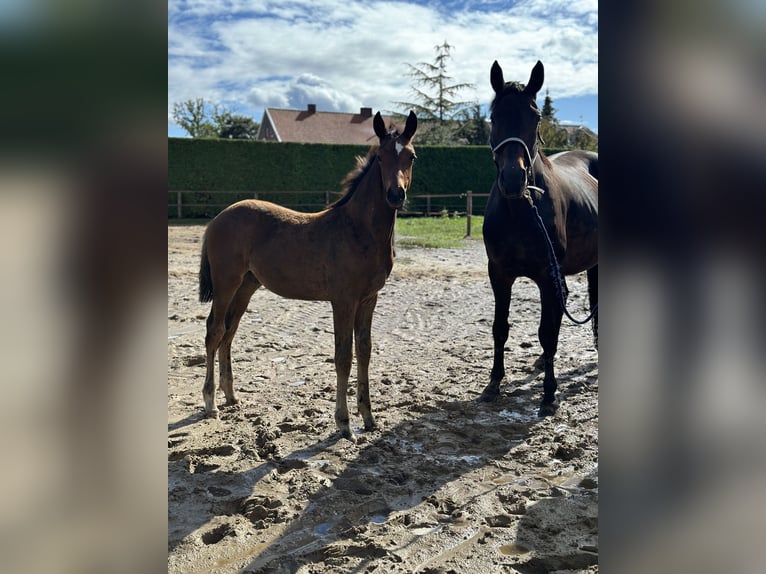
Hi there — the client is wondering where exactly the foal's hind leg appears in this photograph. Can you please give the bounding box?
[331,300,357,440]
[354,294,378,432]
[202,276,241,418]
[219,272,260,407]
[587,265,598,349]
[538,280,564,416]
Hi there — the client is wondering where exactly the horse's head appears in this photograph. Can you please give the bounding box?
[373,110,417,209]
[489,60,544,199]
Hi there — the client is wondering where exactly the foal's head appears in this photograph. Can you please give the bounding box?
[489,60,544,199]
[373,111,418,209]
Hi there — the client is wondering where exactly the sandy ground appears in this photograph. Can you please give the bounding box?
[168,223,598,573]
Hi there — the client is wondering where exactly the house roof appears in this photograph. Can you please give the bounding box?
[258,105,396,145]
[559,124,598,138]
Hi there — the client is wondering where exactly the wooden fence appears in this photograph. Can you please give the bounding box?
[170,190,491,236]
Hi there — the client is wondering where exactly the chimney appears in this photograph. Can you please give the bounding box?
[360,107,372,118]
[307,103,316,114]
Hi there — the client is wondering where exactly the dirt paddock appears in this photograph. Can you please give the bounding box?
[168,224,598,573]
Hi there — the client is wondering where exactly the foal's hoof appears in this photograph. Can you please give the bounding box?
[478,384,500,403]
[538,400,559,417]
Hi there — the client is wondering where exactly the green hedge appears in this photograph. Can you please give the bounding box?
[168,137,570,218]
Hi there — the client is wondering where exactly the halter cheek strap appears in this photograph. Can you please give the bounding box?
[490,136,545,196]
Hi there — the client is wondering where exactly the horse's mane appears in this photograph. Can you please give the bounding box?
[330,145,379,209]
[330,127,400,209]
[490,81,539,114]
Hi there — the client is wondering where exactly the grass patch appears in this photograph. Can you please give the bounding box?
[396,215,484,249]
[170,215,484,249]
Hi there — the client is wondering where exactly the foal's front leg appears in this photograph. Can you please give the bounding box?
[332,300,356,440]
[354,294,378,432]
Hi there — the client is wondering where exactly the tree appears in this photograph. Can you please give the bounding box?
[541,89,556,123]
[213,109,260,139]
[172,98,217,138]
[393,41,475,144]
[455,104,490,146]
[172,99,260,139]
[572,127,598,151]
[539,118,568,148]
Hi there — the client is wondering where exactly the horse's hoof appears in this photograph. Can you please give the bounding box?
[479,385,500,403]
[224,397,240,407]
[363,417,376,432]
[538,401,559,417]
[339,427,355,442]
[205,409,220,420]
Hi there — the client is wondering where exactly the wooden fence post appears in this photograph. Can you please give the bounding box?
[177,190,182,219]
[466,190,473,237]
[426,195,431,216]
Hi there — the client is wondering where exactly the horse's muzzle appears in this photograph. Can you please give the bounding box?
[497,165,528,199]
[386,186,406,208]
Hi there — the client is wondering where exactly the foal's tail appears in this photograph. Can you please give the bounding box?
[199,237,214,303]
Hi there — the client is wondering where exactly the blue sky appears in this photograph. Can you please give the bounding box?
[168,0,597,137]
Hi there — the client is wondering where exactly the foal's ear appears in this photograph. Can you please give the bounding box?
[373,111,387,140]
[490,60,504,94]
[401,111,417,142]
[524,60,544,96]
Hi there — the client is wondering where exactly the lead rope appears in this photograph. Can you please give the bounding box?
[491,134,597,325]
[525,192,598,325]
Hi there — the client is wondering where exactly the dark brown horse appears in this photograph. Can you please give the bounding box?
[199,111,417,439]
[481,61,598,415]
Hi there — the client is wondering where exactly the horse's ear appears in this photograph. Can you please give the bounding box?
[373,111,387,140]
[401,111,417,142]
[524,60,544,96]
[490,60,505,94]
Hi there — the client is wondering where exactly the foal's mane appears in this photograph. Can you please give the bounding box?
[330,128,400,209]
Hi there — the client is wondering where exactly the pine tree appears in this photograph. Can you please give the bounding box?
[541,89,556,123]
[392,41,475,144]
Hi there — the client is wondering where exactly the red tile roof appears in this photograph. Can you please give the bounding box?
[258,106,396,145]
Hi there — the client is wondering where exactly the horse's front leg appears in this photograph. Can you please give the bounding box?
[354,294,378,432]
[538,279,565,416]
[480,265,514,402]
[332,300,357,440]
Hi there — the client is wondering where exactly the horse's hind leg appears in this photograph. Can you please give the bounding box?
[354,294,378,432]
[587,265,598,348]
[219,272,260,407]
[203,276,241,418]
[538,280,564,416]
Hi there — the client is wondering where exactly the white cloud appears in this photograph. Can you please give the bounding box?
[285,73,359,111]
[168,0,597,131]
